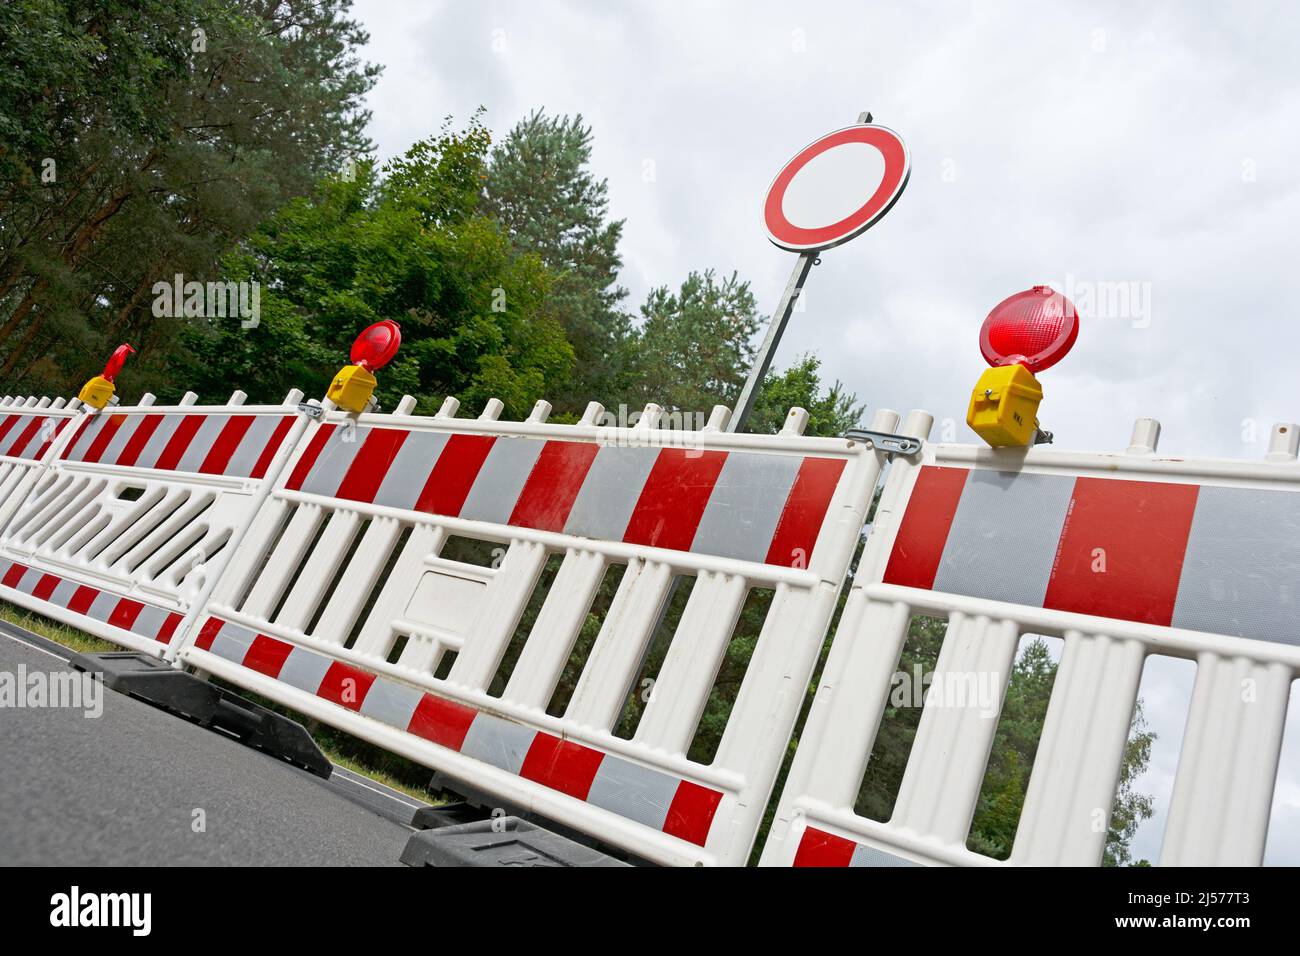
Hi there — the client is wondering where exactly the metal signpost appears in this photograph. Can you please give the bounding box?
[729,111,911,432]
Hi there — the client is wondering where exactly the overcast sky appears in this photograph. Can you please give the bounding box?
[348,0,1300,864]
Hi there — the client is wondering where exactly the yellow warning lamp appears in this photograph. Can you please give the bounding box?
[967,285,1079,447]
[78,343,136,410]
[326,320,401,412]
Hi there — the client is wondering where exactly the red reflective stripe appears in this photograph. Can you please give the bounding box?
[284,424,337,491]
[156,613,184,645]
[68,586,98,615]
[406,694,477,751]
[114,414,164,467]
[81,413,128,464]
[623,449,728,551]
[317,661,375,711]
[1043,477,1200,626]
[793,827,857,866]
[60,416,95,460]
[661,779,723,846]
[765,456,848,567]
[250,415,295,480]
[509,440,600,532]
[244,635,294,677]
[335,427,410,503]
[153,415,205,471]
[1,563,28,589]
[520,733,605,800]
[33,417,70,460]
[199,415,256,475]
[414,434,496,516]
[5,416,46,459]
[0,414,22,447]
[32,573,60,601]
[195,617,224,651]
[882,466,970,589]
[109,599,145,631]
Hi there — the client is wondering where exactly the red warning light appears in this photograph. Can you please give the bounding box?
[350,320,401,371]
[102,344,136,382]
[979,285,1079,373]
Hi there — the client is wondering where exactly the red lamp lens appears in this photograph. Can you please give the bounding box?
[980,285,1078,373]
[350,320,401,371]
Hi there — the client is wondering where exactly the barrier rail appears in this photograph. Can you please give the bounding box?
[760,415,1300,867]
[175,398,898,865]
[0,390,307,655]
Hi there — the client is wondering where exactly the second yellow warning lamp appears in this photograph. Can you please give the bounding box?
[326,320,402,412]
[77,344,136,410]
[967,285,1079,447]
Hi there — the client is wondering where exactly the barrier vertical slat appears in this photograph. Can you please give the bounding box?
[1160,654,1290,865]
[634,570,748,753]
[890,614,1019,844]
[348,523,443,659]
[501,548,607,709]
[312,515,404,647]
[564,557,674,728]
[274,509,363,628]
[1011,631,1144,864]
[241,502,324,618]
[217,497,293,610]
[446,539,549,688]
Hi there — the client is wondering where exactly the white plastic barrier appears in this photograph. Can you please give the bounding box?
[761,415,1300,867]
[0,395,82,529]
[177,398,897,865]
[0,390,307,655]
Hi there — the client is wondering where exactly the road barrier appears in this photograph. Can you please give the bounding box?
[0,390,307,655]
[5,352,1300,867]
[174,398,898,865]
[760,416,1300,867]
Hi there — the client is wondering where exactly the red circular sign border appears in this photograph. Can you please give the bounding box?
[763,124,910,252]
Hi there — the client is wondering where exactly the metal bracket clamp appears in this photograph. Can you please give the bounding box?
[297,402,324,419]
[844,428,923,456]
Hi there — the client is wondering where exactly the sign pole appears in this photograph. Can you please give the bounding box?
[727,251,816,432]
[729,111,883,434]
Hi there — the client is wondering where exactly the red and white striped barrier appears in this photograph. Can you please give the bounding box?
[177,397,897,865]
[0,390,307,656]
[761,415,1300,867]
[0,395,82,531]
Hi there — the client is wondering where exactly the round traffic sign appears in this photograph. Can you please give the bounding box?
[350,320,401,371]
[980,286,1079,373]
[763,124,910,252]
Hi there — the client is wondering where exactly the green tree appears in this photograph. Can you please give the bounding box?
[0,0,378,394]
[629,269,759,420]
[483,110,632,412]
[180,117,573,416]
[749,353,865,437]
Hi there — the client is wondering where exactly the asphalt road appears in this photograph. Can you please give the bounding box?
[0,625,423,866]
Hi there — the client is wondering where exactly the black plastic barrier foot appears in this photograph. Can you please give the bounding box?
[68,651,331,779]
[401,817,629,867]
